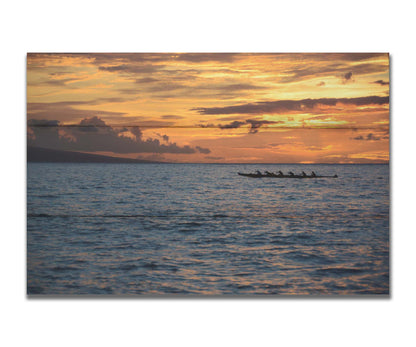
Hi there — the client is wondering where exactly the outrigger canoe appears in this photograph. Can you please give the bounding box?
[238,173,338,178]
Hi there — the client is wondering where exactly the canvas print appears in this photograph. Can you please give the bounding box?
[27,53,389,295]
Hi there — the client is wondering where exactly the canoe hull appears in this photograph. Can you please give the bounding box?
[237,173,338,178]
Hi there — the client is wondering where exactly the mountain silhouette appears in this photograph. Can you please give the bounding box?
[27,146,161,163]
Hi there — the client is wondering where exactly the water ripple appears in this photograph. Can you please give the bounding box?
[27,163,389,295]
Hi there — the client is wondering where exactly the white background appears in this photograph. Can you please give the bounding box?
[1,1,415,346]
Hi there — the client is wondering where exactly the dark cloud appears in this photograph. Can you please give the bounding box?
[135,77,159,83]
[352,133,383,141]
[86,53,238,64]
[246,119,279,134]
[198,123,216,128]
[41,53,236,79]
[92,97,129,104]
[161,115,184,120]
[28,119,60,127]
[173,53,237,63]
[317,81,325,87]
[373,80,389,86]
[130,126,143,139]
[270,53,387,62]
[28,53,388,88]
[217,116,246,121]
[344,71,353,80]
[215,83,266,92]
[278,61,387,83]
[99,64,161,74]
[88,53,168,64]
[28,52,385,66]
[342,71,353,83]
[49,72,70,76]
[193,96,389,115]
[155,133,169,142]
[117,89,140,95]
[28,98,127,110]
[218,121,246,129]
[345,63,388,76]
[28,77,81,87]
[195,146,211,154]
[331,53,388,61]
[205,156,224,160]
[147,83,187,93]
[157,83,267,100]
[79,116,108,127]
[77,116,109,132]
[28,117,207,154]
[127,120,175,128]
[27,101,127,122]
[216,119,282,134]
[120,81,265,98]
[280,62,343,83]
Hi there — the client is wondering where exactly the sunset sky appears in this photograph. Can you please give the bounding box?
[27,53,389,163]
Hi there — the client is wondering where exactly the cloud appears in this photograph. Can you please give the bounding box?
[342,71,353,84]
[215,83,266,92]
[246,119,279,134]
[83,54,238,79]
[198,123,216,128]
[352,133,383,141]
[344,71,353,80]
[119,81,266,99]
[173,53,237,63]
[218,121,246,129]
[216,119,283,134]
[129,126,143,139]
[317,81,325,87]
[87,53,238,64]
[278,60,387,83]
[195,146,211,154]
[99,64,161,74]
[147,83,187,93]
[28,117,208,154]
[135,77,159,83]
[77,116,109,132]
[27,101,127,122]
[205,156,224,160]
[117,89,140,95]
[29,52,384,67]
[155,133,169,142]
[271,53,387,62]
[28,53,388,88]
[28,77,81,87]
[373,80,389,86]
[193,96,389,115]
[28,119,60,127]
[161,115,184,120]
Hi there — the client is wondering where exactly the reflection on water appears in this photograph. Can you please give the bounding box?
[27,163,389,295]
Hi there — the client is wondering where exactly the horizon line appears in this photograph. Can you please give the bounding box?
[28,161,389,165]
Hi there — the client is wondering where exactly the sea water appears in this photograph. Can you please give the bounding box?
[27,163,389,295]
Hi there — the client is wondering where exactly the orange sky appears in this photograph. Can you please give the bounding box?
[27,53,389,163]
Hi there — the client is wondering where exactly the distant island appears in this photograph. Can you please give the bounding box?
[27,146,159,163]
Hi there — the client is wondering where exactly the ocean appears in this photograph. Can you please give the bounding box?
[27,163,389,295]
